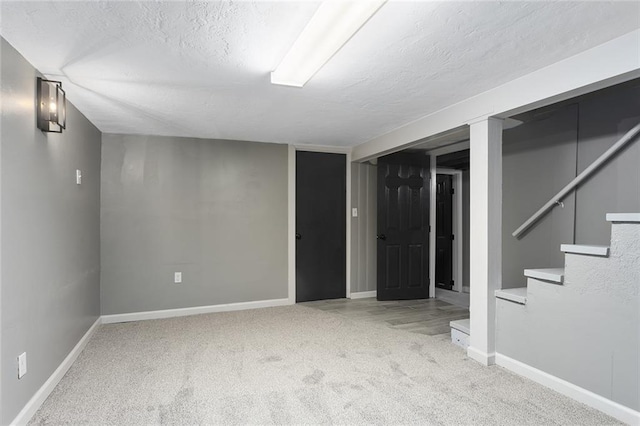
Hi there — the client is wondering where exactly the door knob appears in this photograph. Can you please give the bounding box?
[295,233,302,240]
[377,234,386,240]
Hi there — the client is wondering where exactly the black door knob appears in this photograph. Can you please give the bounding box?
[296,233,302,240]
[377,234,386,240]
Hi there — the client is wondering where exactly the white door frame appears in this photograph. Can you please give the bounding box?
[435,168,464,293]
[288,144,352,304]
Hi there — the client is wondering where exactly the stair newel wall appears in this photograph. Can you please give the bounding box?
[495,216,640,423]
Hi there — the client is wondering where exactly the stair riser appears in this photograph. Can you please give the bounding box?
[563,254,623,295]
[610,223,640,258]
[451,328,469,349]
[526,277,562,298]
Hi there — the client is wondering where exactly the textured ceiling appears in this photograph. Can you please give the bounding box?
[1,1,638,147]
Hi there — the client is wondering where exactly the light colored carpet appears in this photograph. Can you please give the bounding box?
[30,305,619,425]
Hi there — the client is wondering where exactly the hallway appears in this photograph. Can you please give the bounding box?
[301,297,469,336]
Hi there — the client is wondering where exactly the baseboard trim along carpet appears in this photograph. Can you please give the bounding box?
[101,298,292,324]
[495,353,640,425]
[349,291,377,299]
[466,346,496,366]
[11,317,102,426]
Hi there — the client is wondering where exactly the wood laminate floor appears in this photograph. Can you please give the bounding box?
[300,297,469,336]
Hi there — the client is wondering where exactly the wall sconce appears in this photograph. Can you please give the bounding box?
[37,77,66,133]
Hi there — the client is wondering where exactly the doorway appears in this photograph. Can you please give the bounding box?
[295,151,346,302]
[436,173,454,290]
[435,149,470,306]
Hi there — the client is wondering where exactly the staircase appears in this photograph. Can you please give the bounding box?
[494,213,640,419]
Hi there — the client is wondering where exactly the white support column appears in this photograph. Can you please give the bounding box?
[468,117,503,366]
[287,145,296,304]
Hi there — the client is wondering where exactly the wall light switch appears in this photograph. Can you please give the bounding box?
[174,272,182,284]
[18,352,27,379]
[352,208,358,218]
[76,169,82,185]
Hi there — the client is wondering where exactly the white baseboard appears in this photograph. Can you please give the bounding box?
[101,298,292,324]
[496,353,640,425]
[11,299,293,424]
[11,317,102,426]
[349,291,377,299]
[467,346,496,366]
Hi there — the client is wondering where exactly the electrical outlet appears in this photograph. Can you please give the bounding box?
[174,272,182,284]
[18,352,27,379]
[76,169,82,185]
[352,208,358,217]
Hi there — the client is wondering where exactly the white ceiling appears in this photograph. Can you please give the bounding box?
[1,1,638,147]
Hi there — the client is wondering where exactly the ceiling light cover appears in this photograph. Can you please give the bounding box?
[271,0,387,87]
[37,77,66,133]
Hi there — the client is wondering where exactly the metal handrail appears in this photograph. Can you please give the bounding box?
[512,122,640,238]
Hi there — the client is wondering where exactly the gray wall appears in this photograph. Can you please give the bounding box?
[574,84,640,244]
[497,221,639,411]
[1,38,101,424]
[498,83,640,410]
[100,134,288,315]
[502,105,578,288]
[502,82,640,288]
[350,162,377,293]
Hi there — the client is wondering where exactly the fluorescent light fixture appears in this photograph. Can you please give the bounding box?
[271,0,387,87]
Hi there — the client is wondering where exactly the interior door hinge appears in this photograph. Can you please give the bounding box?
[429,225,431,233]
[450,280,455,286]
[450,234,455,240]
[450,187,455,195]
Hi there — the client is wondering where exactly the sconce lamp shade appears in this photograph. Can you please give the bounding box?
[37,77,66,133]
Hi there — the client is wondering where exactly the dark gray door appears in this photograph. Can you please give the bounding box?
[296,151,346,302]
[436,174,454,290]
[377,152,430,300]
